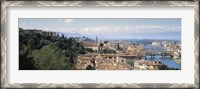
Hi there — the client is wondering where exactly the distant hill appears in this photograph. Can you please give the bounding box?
[83,37,95,42]
[72,37,95,42]
[57,32,84,37]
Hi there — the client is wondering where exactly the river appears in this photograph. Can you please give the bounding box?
[144,44,181,69]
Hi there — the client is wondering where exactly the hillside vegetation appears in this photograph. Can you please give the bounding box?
[19,28,85,70]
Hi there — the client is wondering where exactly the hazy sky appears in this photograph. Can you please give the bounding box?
[19,18,181,40]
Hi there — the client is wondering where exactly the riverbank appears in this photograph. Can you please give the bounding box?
[145,56,181,69]
[173,59,181,64]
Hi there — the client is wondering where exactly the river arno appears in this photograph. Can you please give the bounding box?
[144,44,181,69]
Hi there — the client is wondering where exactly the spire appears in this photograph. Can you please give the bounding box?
[96,36,98,46]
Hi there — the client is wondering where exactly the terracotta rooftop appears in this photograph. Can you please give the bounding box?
[82,42,97,47]
[77,56,93,61]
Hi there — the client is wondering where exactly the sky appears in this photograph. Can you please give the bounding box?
[19,18,181,40]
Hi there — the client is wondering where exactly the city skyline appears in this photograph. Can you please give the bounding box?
[19,18,181,40]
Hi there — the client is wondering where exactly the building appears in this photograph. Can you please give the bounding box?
[24,29,57,36]
[75,55,95,70]
[43,31,57,36]
[75,54,134,70]
[81,36,100,52]
[133,59,165,70]
[152,41,161,46]
[103,54,126,64]
[24,29,43,34]
[96,36,98,46]
[124,45,146,57]
[82,42,99,51]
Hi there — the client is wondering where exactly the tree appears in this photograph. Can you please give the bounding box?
[85,48,94,53]
[86,65,95,70]
[104,41,108,44]
[117,43,120,49]
[32,44,70,70]
[27,38,36,51]
[19,44,36,70]
[61,34,65,38]
[99,48,116,54]
[19,28,85,70]
[117,43,123,51]
[99,42,104,51]
[100,42,104,46]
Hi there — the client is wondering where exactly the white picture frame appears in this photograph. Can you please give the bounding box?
[1,0,199,88]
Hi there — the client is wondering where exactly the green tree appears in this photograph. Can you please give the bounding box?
[27,38,36,51]
[86,65,95,70]
[19,28,85,70]
[104,41,108,44]
[100,42,104,46]
[19,44,36,70]
[99,48,116,54]
[32,44,70,70]
[85,48,94,53]
[117,43,123,51]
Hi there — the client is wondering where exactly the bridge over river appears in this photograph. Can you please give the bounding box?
[145,50,173,59]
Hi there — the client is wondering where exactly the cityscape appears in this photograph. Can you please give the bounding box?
[19,18,181,70]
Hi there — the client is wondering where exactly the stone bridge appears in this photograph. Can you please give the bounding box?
[146,50,173,59]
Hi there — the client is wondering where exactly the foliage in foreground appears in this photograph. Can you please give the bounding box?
[19,28,85,70]
[32,44,70,70]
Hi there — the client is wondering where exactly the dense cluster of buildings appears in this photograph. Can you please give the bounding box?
[21,28,181,70]
[133,59,165,70]
[75,54,166,70]
[75,54,134,70]
[151,41,181,60]
[75,37,173,70]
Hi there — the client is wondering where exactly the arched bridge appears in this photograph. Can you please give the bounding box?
[146,50,173,59]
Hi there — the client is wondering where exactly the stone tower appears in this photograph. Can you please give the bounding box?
[96,36,98,46]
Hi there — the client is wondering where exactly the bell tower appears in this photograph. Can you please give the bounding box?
[96,36,98,46]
